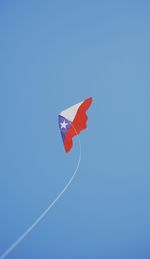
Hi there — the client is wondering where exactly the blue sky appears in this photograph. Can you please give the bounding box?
[0,1,150,258]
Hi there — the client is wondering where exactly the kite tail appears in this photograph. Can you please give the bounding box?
[0,126,81,259]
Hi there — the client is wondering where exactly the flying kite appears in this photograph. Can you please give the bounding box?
[0,97,92,259]
[58,97,92,152]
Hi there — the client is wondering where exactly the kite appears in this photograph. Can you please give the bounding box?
[0,97,92,259]
[59,97,92,152]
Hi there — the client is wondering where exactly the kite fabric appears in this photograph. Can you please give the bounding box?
[58,97,92,152]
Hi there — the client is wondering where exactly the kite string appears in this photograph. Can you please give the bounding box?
[0,126,81,259]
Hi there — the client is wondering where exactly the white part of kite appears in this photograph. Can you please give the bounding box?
[59,101,83,122]
[0,125,81,259]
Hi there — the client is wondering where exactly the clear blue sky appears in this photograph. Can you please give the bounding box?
[0,1,150,258]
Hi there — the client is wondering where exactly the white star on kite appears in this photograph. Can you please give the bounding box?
[60,120,68,129]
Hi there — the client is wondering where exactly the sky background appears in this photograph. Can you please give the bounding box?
[0,1,150,258]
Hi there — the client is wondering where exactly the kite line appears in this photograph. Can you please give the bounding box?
[0,126,81,259]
